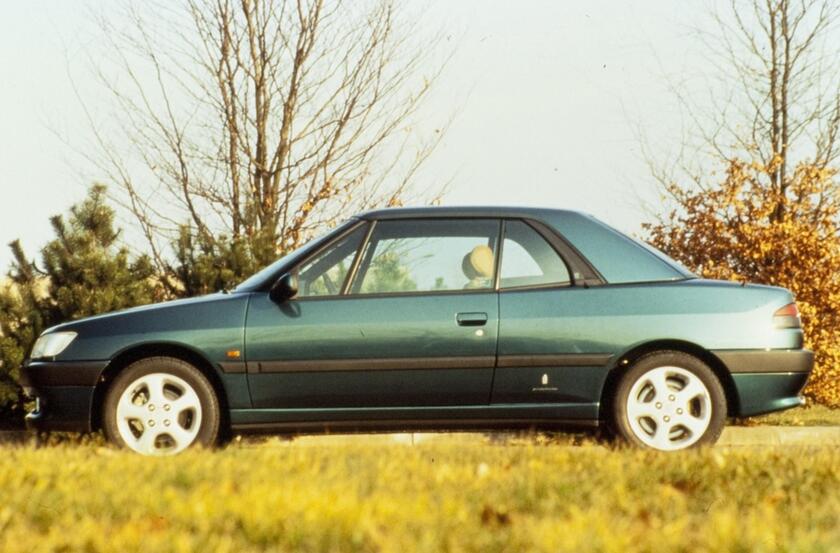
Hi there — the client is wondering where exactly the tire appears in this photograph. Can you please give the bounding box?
[611,351,726,451]
[103,357,220,455]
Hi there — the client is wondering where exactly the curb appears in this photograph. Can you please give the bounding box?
[279,427,840,448]
[3,427,839,447]
[719,426,840,446]
[273,427,840,448]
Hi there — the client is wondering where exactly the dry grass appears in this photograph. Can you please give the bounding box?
[0,438,838,552]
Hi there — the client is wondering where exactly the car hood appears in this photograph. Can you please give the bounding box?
[47,292,248,334]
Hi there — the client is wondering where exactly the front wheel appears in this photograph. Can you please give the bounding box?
[612,351,726,451]
[103,357,220,455]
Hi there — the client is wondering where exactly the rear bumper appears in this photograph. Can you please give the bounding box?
[712,349,814,374]
[19,360,107,433]
[712,349,813,417]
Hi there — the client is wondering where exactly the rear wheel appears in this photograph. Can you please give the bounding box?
[103,357,220,455]
[612,351,726,450]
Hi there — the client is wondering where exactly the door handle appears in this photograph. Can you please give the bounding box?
[456,312,488,327]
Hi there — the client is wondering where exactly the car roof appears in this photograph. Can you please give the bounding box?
[235,204,693,293]
[358,206,696,284]
[356,206,584,220]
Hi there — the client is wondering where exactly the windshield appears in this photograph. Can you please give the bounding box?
[234,219,359,292]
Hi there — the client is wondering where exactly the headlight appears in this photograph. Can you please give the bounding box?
[30,332,77,359]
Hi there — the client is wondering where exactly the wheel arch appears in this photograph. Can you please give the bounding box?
[599,339,739,419]
[91,342,230,433]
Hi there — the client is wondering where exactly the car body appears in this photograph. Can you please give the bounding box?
[20,206,813,452]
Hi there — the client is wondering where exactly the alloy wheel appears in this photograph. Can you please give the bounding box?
[625,365,712,451]
[115,372,203,455]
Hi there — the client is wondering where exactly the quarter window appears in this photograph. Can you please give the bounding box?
[352,219,500,294]
[500,220,571,288]
[296,224,368,297]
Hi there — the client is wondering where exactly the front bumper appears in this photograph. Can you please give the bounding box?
[20,360,108,432]
[712,349,813,417]
[24,386,97,432]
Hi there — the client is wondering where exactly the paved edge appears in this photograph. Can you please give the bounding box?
[719,426,840,446]
[284,427,840,447]
[3,427,840,446]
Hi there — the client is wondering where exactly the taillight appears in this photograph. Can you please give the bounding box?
[773,303,801,328]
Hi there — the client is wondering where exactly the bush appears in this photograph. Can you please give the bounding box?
[0,185,159,423]
[646,159,840,406]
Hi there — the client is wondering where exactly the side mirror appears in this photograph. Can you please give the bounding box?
[269,272,299,303]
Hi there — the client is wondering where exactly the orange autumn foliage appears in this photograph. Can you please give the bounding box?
[646,159,840,407]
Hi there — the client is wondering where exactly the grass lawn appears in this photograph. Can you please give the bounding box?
[740,403,840,426]
[0,440,837,552]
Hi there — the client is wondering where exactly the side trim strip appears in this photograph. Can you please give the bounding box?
[248,356,496,374]
[497,353,612,368]
[230,402,601,428]
[218,362,247,374]
[712,349,814,374]
[231,418,600,433]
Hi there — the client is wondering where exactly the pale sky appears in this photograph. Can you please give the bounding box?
[0,1,714,272]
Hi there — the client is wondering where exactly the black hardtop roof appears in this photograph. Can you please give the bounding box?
[357,206,585,220]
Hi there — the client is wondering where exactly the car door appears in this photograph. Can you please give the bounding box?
[493,219,611,412]
[245,218,501,408]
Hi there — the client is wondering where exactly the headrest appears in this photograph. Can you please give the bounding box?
[462,245,495,280]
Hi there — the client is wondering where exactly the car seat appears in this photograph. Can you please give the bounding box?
[462,245,494,289]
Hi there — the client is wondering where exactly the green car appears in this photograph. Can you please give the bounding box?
[20,207,812,454]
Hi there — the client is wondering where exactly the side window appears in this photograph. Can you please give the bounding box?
[500,220,571,288]
[297,224,367,297]
[352,219,500,294]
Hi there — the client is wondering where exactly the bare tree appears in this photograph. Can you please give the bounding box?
[75,0,447,284]
[646,0,840,221]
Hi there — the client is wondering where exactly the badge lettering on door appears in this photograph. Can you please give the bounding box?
[532,373,558,392]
